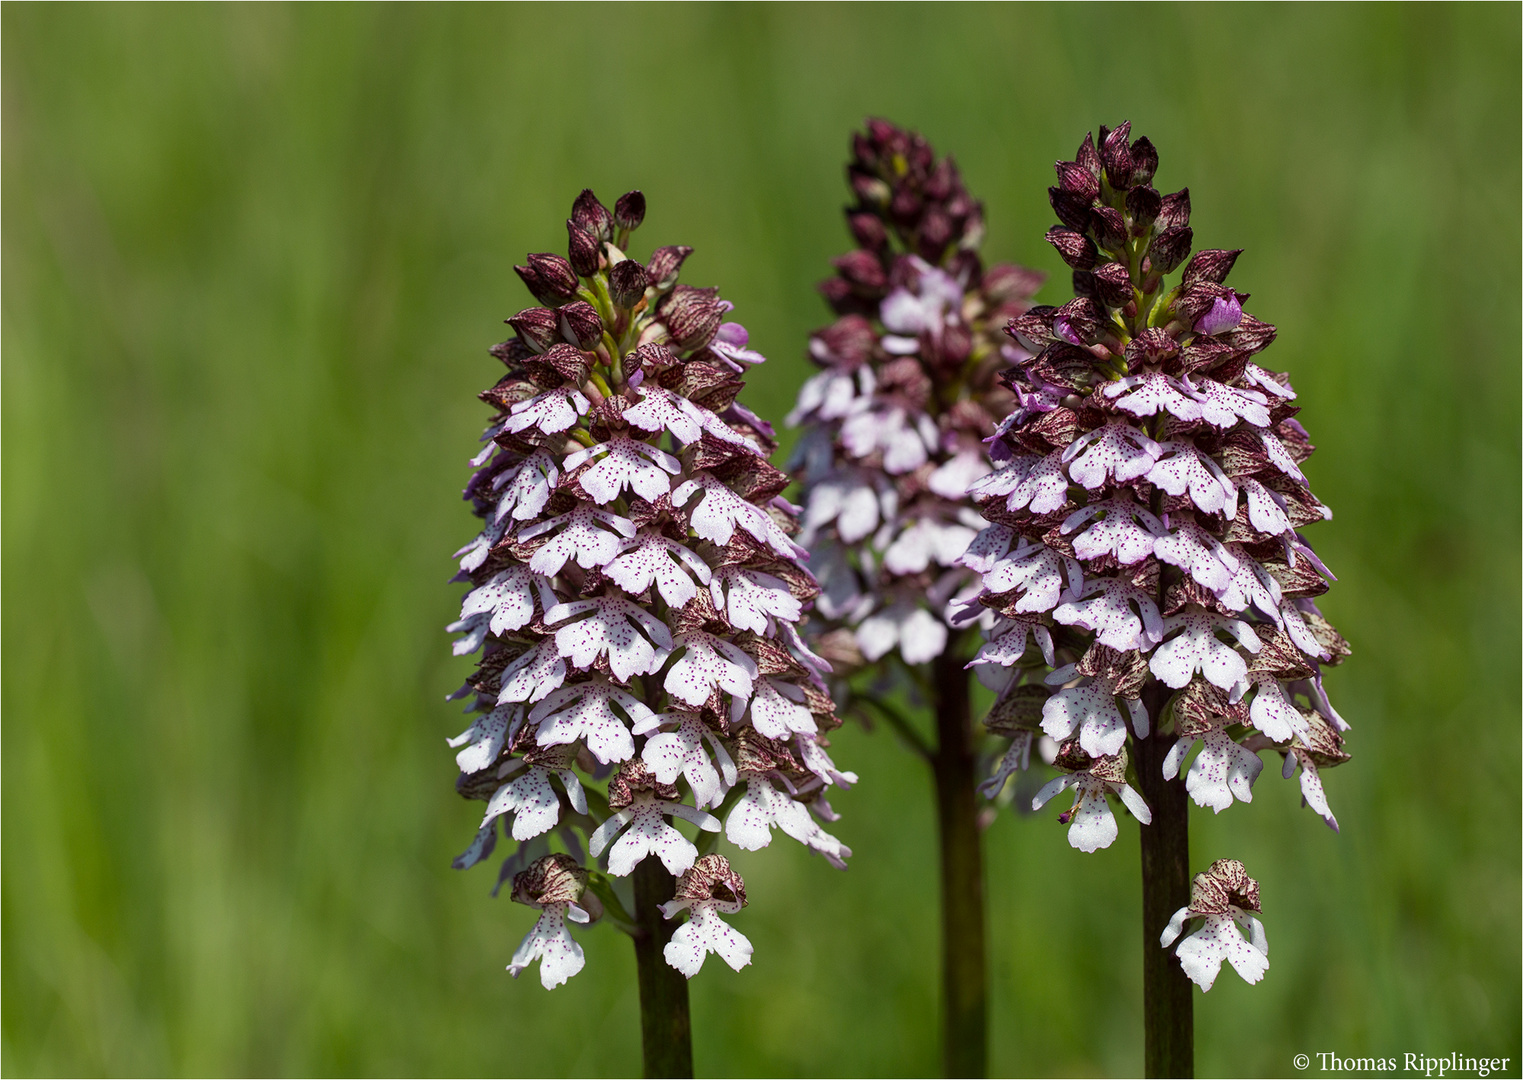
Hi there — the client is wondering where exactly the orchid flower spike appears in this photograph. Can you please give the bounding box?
[447,188,852,989]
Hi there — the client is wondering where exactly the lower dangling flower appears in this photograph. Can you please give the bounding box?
[1159,858,1269,990]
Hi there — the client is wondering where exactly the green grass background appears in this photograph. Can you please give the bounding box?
[4,3,1519,1076]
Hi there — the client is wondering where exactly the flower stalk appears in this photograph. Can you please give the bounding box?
[633,860,693,1078]
[790,120,1043,1077]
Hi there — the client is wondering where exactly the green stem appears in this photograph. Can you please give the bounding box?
[632,859,693,1078]
[1136,681,1193,1079]
[930,650,987,1078]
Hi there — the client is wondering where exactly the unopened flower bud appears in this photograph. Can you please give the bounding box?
[614,190,646,233]
[661,284,723,350]
[646,244,692,291]
[1049,187,1094,232]
[1089,205,1128,252]
[1091,261,1134,308]
[1100,121,1134,188]
[1055,159,1101,201]
[917,208,954,261]
[1148,225,1193,274]
[1129,136,1158,187]
[832,249,889,293]
[1156,189,1191,231]
[571,188,613,242]
[608,259,648,309]
[849,168,892,208]
[508,307,560,353]
[1182,248,1243,286]
[1076,131,1102,176]
[523,253,580,306]
[558,300,604,349]
[566,221,601,277]
[541,342,592,385]
[1125,185,1162,233]
[1046,227,1099,270]
[848,212,888,251]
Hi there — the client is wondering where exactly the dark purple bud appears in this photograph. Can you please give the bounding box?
[1130,137,1158,187]
[1057,810,1073,825]
[1124,327,1179,367]
[630,341,679,376]
[558,300,604,349]
[1182,248,1243,286]
[1076,133,1102,177]
[832,249,888,292]
[661,285,723,350]
[916,209,954,261]
[849,168,892,207]
[571,189,613,242]
[608,260,648,308]
[1101,121,1134,188]
[851,132,877,169]
[513,263,548,305]
[1125,185,1162,232]
[982,263,1045,304]
[1054,297,1104,340]
[848,212,889,251]
[614,191,645,233]
[1049,187,1094,232]
[1089,206,1128,252]
[865,116,901,148]
[541,342,592,385]
[524,253,580,305]
[925,156,958,201]
[1092,261,1134,308]
[566,221,601,277]
[1148,226,1194,274]
[1174,282,1232,326]
[507,307,560,353]
[817,276,856,311]
[1226,313,1277,353]
[889,186,922,224]
[1055,160,1100,201]
[1157,189,1191,231]
[1007,309,1055,348]
[646,245,692,290]
[1046,227,1098,271]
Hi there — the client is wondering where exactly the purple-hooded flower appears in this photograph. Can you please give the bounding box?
[446,190,849,988]
[660,855,754,977]
[1160,859,1269,990]
[507,854,595,989]
[1031,741,1152,853]
[966,125,1349,993]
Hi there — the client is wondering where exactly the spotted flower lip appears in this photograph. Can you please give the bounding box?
[965,124,1349,993]
[447,188,850,989]
[789,119,1044,672]
[1159,859,1269,990]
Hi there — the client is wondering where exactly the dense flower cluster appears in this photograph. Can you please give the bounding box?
[447,189,852,988]
[961,124,1350,988]
[788,119,1044,669]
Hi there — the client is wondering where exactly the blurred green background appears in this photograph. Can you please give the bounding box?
[4,3,1519,1077]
